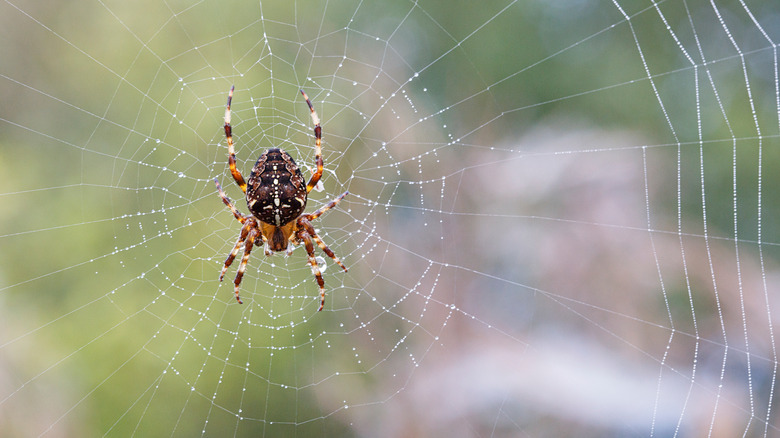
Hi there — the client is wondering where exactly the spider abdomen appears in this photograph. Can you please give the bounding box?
[246,147,307,227]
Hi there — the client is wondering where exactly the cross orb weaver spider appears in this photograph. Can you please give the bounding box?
[214,86,348,311]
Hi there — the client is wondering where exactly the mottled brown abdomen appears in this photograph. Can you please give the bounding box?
[246,148,308,227]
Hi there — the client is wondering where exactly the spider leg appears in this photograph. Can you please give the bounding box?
[299,230,327,311]
[300,90,323,194]
[214,178,247,224]
[232,228,258,304]
[299,218,348,272]
[225,86,248,194]
[221,224,250,281]
[306,191,349,221]
[299,190,349,271]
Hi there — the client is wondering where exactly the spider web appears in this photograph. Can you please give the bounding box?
[1,0,780,436]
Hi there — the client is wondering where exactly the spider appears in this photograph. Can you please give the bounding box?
[214,86,348,311]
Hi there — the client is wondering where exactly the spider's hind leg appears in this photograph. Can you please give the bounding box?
[301,89,323,194]
[224,86,248,194]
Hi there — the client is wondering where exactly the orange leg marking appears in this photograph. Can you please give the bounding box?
[301,90,323,194]
[225,86,247,193]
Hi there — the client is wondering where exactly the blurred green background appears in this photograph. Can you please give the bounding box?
[2,0,780,436]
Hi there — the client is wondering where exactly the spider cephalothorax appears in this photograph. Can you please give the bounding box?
[214,86,348,310]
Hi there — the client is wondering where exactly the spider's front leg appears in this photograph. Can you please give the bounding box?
[298,229,327,311]
[297,213,348,311]
[215,177,260,304]
[221,224,250,282]
[299,219,348,273]
[300,190,349,272]
[231,228,259,304]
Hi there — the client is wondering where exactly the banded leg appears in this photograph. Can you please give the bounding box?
[301,90,323,193]
[215,178,247,224]
[232,228,258,304]
[221,224,250,281]
[300,232,327,311]
[300,219,347,272]
[225,86,247,193]
[307,191,349,221]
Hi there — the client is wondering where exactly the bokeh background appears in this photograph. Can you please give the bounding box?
[2,0,780,436]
